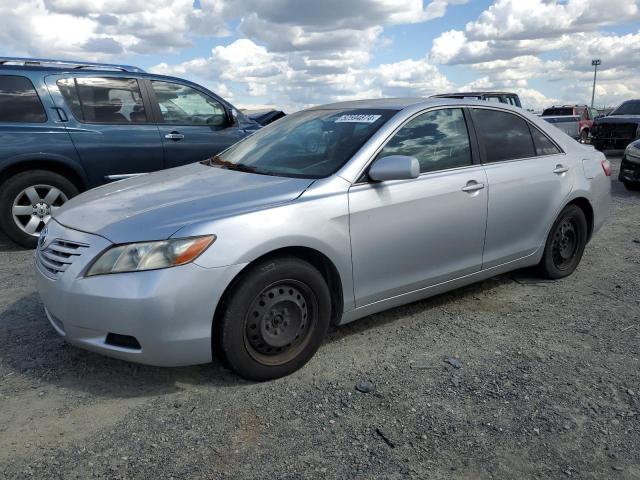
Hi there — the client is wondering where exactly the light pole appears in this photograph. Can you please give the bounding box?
[591,59,601,107]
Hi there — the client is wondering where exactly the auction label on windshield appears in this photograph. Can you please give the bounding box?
[335,114,382,123]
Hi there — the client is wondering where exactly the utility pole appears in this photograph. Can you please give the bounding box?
[591,59,601,107]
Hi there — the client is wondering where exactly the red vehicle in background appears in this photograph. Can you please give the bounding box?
[541,105,600,143]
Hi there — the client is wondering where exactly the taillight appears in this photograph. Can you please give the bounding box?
[601,159,611,176]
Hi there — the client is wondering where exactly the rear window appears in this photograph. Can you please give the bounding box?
[0,75,47,123]
[471,108,536,162]
[57,77,147,124]
[542,108,573,116]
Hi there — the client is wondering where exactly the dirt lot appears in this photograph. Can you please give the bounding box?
[0,155,638,479]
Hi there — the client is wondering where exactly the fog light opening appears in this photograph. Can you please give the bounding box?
[105,333,141,350]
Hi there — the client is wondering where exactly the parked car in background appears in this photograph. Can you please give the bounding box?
[0,57,260,247]
[244,109,286,126]
[619,139,640,191]
[591,99,640,151]
[35,98,610,380]
[541,105,599,142]
[430,91,522,108]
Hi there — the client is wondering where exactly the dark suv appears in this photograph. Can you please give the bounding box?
[0,57,260,247]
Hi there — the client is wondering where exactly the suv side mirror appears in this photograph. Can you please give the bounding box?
[369,155,420,182]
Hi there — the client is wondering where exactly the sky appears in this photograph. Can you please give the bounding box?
[1,0,639,112]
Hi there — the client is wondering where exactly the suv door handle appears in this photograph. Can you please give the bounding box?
[553,165,569,174]
[461,181,485,193]
[165,131,185,141]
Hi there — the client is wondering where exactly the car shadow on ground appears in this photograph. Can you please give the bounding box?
[0,230,25,253]
[0,273,516,398]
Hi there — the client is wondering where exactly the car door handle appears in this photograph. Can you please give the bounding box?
[553,165,569,174]
[461,181,485,193]
[165,132,185,141]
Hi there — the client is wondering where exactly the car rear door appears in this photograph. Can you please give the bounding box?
[348,107,488,307]
[45,74,163,187]
[145,79,247,168]
[469,107,573,269]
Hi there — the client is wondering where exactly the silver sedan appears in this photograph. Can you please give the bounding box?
[35,98,611,380]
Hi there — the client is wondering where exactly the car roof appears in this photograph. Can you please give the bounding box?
[308,97,508,112]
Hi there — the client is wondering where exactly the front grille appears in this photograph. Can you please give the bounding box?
[37,238,89,278]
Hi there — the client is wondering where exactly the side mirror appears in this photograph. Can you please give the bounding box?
[369,155,420,182]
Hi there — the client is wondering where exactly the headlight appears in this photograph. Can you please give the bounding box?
[626,143,640,159]
[86,235,215,276]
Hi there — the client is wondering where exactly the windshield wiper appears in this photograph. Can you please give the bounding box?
[202,155,260,174]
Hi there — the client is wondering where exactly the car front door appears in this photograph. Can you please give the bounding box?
[348,107,488,307]
[469,107,573,269]
[147,80,247,168]
[45,75,164,187]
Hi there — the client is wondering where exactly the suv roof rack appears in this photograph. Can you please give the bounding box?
[0,57,145,73]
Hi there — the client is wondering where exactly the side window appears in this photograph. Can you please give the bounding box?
[57,77,147,124]
[378,108,472,174]
[529,125,561,156]
[151,81,226,126]
[0,75,47,123]
[485,96,503,104]
[471,108,536,162]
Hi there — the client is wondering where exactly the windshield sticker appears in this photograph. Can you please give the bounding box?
[335,114,382,123]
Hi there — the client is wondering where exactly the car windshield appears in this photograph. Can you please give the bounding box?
[542,108,573,116]
[610,100,640,116]
[209,108,396,178]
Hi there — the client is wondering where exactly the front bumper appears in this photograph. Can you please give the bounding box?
[35,220,246,366]
[619,154,640,184]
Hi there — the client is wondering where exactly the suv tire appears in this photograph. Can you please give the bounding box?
[0,170,78,248]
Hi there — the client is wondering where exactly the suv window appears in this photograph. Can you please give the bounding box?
[471,108,535,162]
[378,108,472,173]
[57,77,147,124]
[0,75,47,123]
[151,81,226,126]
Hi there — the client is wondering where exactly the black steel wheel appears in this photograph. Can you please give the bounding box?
[244,280,317,366]
[216,257,331,381]
[538,204,588,279]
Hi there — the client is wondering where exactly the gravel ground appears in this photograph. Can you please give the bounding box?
[0,156,638,479]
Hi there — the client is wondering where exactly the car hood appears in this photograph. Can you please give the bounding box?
[54,163,315,244]
[595,115,640,124]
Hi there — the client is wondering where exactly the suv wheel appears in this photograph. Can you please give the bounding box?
[0,170,79,248]
[537,205,588,279]
[216,257,331,381]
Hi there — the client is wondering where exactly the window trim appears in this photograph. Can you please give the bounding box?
[146,78,231,128]
[467,105,565,165]
[0,75,48,124]
[57,76,151,125]
[356,105,481,184]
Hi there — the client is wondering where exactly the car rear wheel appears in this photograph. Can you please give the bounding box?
[580,129,589,143]
[537,205,588,279]
[623,181,640,191]
[0,170,78,248]
[216,257,331,381]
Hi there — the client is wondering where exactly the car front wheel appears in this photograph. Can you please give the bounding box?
[537,204,588,279]
[216,256,332,381]
[0,170,79,248]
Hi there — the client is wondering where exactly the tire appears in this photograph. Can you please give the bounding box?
[216,256,332,381]
[537,205,588,279]
[623,181,640,192]
[580,129,589,143]
[0,170,79,248]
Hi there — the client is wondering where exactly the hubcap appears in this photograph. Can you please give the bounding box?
[551,218,578,269]
[244,280,315,365]
[11,185,68,237]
